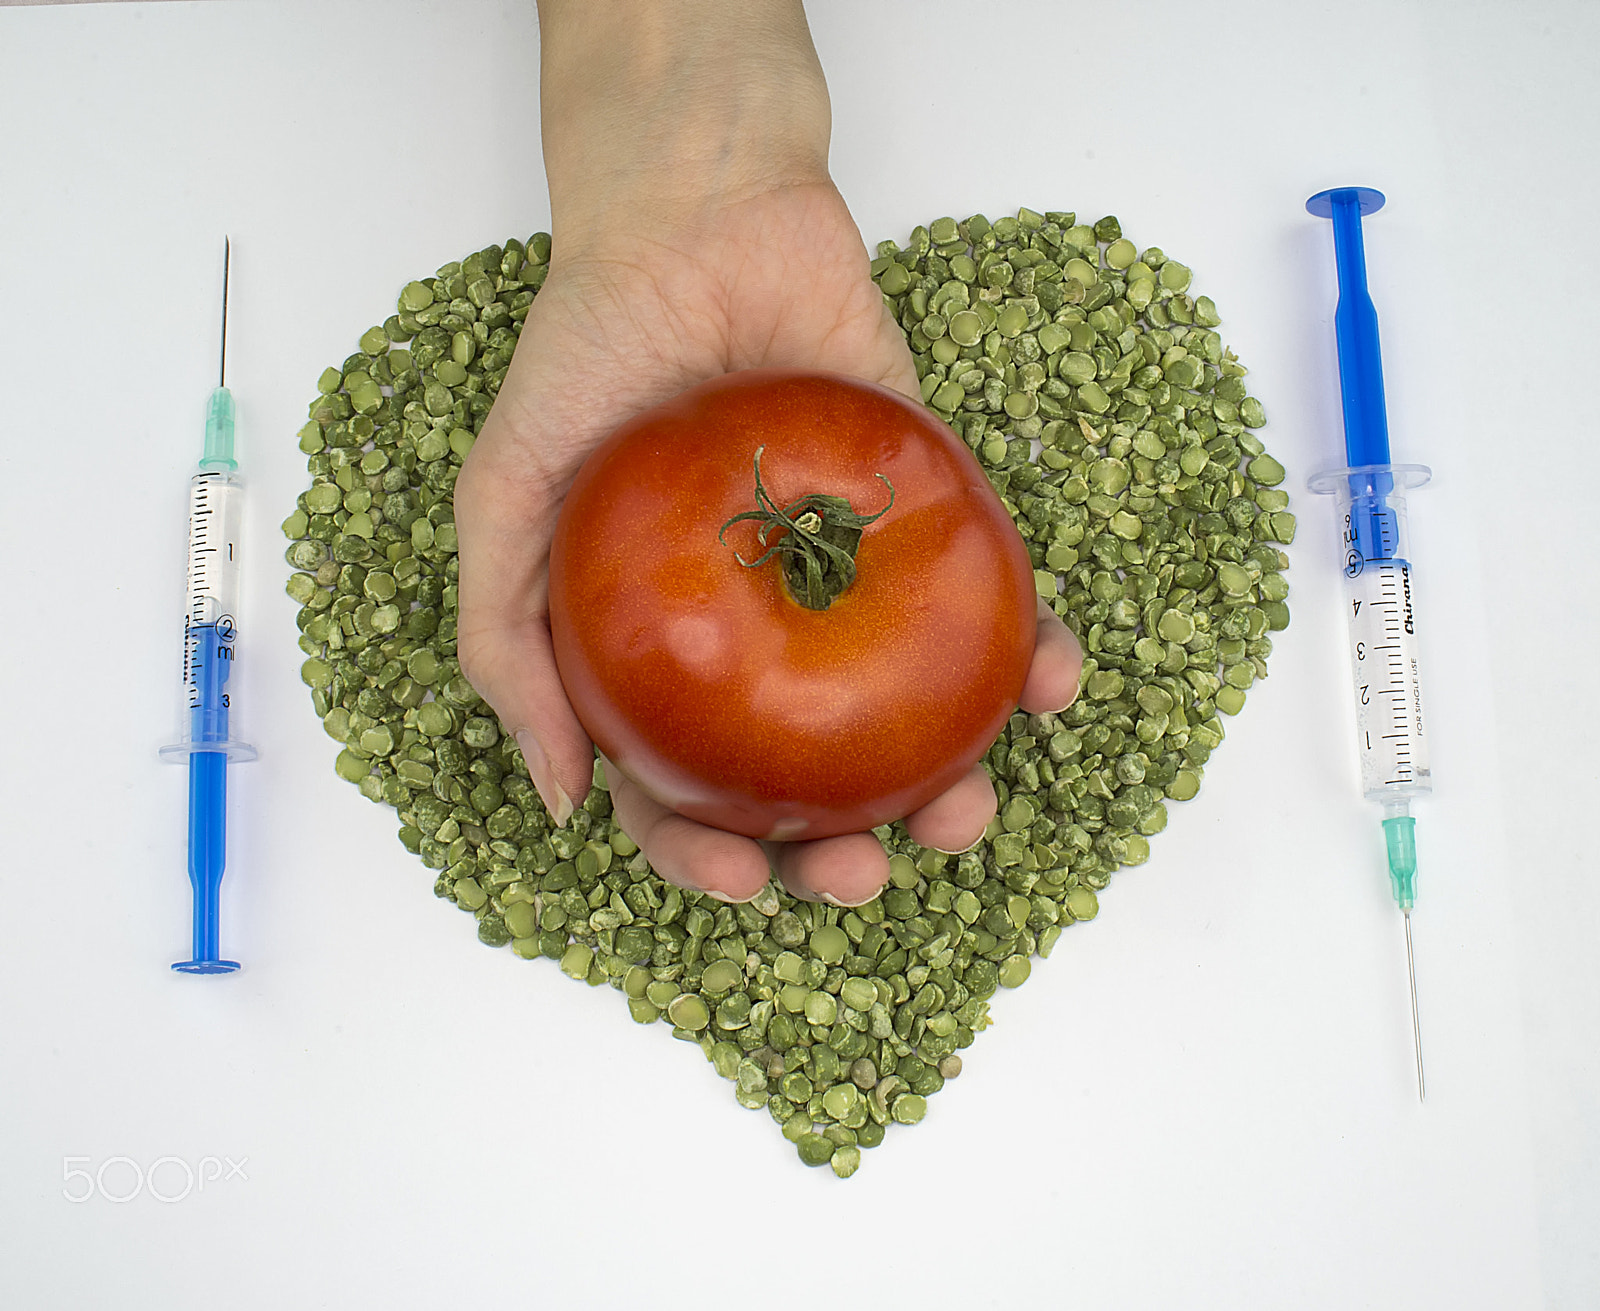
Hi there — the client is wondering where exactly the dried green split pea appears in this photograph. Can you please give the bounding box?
[283,209,1292,1174]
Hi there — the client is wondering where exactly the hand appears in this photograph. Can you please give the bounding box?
[455,0,1082,905]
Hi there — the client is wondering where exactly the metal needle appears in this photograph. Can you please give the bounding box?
[1404,909,1425,1102]
[219,237,230,388]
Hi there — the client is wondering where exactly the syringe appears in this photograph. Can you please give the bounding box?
[159,239,256,974]
[1306,188,1431,1100]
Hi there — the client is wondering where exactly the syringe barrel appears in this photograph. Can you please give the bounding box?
[161,469,256,763]
[1310,463,1431,805]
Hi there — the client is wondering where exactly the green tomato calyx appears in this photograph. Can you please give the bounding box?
[719,446,894,611]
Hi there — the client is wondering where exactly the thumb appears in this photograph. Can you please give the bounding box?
[454,427,595,827]
[455,593,591,829]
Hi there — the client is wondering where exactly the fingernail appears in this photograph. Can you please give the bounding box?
[679,882,740,904]
[821,891,879,909]
[930,834,985,856]
[516,731,573,827]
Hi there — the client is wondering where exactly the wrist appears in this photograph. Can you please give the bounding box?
[537,0,832,256]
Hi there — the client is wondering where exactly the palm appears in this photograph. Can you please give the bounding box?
[480,180,914,495]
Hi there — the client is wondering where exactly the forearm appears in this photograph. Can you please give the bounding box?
[536,0,832,252]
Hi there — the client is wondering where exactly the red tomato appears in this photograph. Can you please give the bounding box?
[548,369,1036,841]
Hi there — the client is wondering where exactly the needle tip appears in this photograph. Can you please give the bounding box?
[1404,909,1426,1102]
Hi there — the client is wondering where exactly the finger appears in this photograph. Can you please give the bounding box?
[457,611,591,828]
[902,764,997,855]
[1020,596,1085,714]
[603,759,772,902]
[455,459,593,824]
[768,831,890,907]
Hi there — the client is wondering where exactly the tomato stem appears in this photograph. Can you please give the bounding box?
[718,446,894,611]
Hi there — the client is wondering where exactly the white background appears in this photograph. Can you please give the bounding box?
[2,1,1595,1307]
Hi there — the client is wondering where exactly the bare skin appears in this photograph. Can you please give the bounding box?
[455,0,1081,905]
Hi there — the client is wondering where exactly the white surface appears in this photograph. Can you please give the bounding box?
[2,2,1595,1307]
